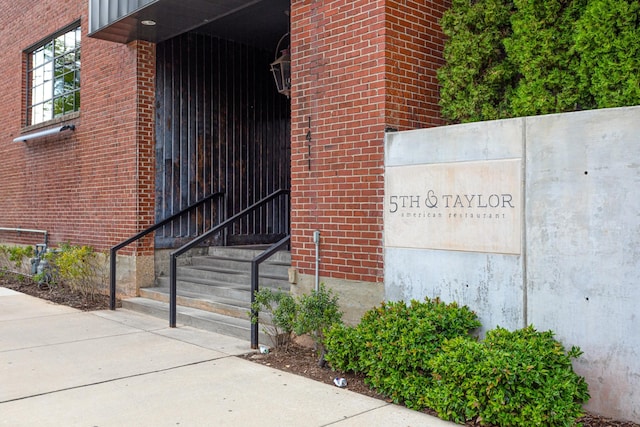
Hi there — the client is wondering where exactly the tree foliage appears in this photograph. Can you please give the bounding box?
[573,0,640,108]
[505,0,589,116]
[438,0,517,122]
[439,0,640,123]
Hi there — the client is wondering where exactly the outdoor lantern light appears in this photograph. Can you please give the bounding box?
[270,33,291,98]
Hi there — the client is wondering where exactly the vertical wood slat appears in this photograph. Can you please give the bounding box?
[155,33,290,248]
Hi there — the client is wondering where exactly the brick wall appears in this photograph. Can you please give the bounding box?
[0,0,155,256]
[0,0,449,283]
[290,0,449,285]
[134,40,156,256]
[385,0,450,129]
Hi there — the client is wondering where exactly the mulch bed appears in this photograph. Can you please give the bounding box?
[0,270,114,311]
[2,271,637,427]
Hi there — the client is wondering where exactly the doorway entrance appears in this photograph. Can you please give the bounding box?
[154,31,290,248]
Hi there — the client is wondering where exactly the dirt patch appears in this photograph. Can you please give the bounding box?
[1,271,637,427]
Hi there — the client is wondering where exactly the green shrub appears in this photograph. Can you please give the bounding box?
[251,284,343,364]
[0,245,34,270]
[323,323,363,373]
[294,284,342,364]
[438,0,640,123]
[44,243,106,301]
[425,326,590,426]
[250,287,298,348]
[325,297,481,410]
[504,0,589,116]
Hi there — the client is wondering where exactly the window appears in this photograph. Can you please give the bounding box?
[27,23,81,126]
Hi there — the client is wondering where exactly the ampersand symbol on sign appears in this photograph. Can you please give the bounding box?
[425,190,438,208]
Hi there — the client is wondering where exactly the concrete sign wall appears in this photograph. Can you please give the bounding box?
[384,106,640,423]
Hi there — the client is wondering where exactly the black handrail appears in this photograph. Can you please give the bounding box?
[169,189,290,328]
[109,191,225,310]
[250,235,291,348]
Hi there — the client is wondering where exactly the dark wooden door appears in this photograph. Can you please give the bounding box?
[155,32,290,248]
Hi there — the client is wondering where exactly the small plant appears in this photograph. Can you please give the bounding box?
[425,326,590,426]
[250,287,298,348]
[44,243,106,301]
[325,297,481,410]
[8,245,34,268]
[0,244,34,271]
[0,246,12,270]
[251,284,343,365]
[322,323,363,373]
[293,284,343,366]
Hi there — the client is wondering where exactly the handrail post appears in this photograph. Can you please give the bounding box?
[170,253,177,327]
[249,235,291,349]
[250,261,259,349]
[109,247,117,310]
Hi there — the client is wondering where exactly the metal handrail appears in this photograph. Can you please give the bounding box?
[109,191,225,310]
[250,235,291,348]
[169,189,290,327]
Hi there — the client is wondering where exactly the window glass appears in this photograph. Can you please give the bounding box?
[27,24,81,125]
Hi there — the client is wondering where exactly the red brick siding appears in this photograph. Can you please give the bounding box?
[385,0,450,130]
[134,41,156,255]
[290,0,448,283]
[0,0,155,255]
[0,0,448,274]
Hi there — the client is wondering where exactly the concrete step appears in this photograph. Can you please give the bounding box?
[155,277,250,300]
[155,276,290,297]
[191,256,290,277]
[207,246,291,263]
[140,286,251,319]
[122,297,270,344]
[139,286,281,324]
[175,264,288,287]
[146,245,291,344]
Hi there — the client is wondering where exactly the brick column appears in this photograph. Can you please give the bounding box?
[289,0,449,323]
[134,40,156,257]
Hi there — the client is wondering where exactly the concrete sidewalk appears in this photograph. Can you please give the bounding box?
[0,287,455,427]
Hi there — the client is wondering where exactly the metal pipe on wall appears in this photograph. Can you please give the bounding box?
[0,227,48,246]
[313,230,320,292]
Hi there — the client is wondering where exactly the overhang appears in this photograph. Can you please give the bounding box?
[88,0,289,50]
